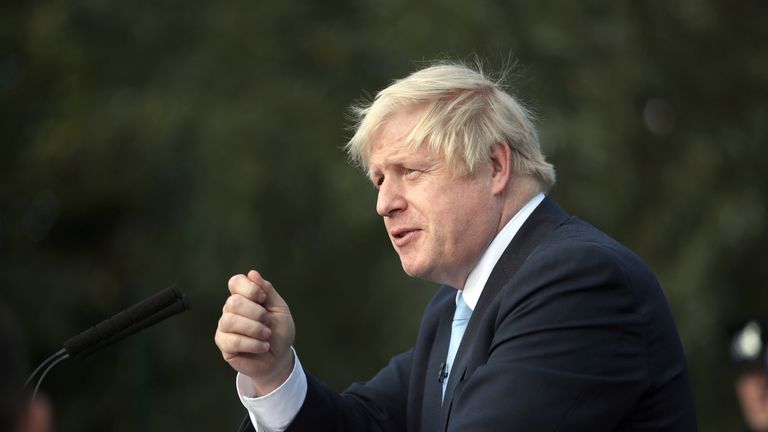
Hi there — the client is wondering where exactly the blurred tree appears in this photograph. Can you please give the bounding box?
[1,0,766,430]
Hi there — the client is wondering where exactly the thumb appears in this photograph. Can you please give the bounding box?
[246,270,289,311]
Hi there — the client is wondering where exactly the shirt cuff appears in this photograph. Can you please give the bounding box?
[236,348,307,432]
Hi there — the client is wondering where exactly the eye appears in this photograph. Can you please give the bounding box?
[404,168,419,177]
[374,175,384,189]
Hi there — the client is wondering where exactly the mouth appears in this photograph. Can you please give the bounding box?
[390,227,421,247]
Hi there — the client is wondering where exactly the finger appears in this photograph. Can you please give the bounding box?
[247,271,286,310]
[223,294,272,325]
[218,312,272,341]
[228,274,268,303]
[215,332,270,355]
[247,270,274,297]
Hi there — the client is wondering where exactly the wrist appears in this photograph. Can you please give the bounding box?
[250,351,295,396]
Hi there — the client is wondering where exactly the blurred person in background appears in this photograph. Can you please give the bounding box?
[0,305,51,432]
[731,319,768,432]
[215,61,698,431]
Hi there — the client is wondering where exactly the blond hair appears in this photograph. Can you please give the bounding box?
[346,62,556,190]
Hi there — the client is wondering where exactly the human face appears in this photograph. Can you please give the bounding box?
[368,110,503,289]
[736,370,768,431]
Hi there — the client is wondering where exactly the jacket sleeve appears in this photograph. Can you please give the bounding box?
[238,348,413,432]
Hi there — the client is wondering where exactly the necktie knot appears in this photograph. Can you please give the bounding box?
[453,295,472,322]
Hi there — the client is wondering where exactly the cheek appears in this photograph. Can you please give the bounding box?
[417,179,494,237]
[433,206,483,246]
[446,200,497,249]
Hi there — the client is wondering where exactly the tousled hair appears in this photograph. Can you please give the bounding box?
[346,61,556,190]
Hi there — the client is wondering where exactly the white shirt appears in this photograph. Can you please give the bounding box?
[461,192,544,311]
[237,193,546,432]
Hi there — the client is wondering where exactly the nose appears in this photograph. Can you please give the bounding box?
[376,179,407,217]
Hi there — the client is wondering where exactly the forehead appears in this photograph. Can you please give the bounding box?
[367,110,440,170]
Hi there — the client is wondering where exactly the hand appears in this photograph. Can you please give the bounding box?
[215,270,296,396]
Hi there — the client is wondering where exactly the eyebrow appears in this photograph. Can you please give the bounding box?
[366,157,404,182]
[373,151,439,174]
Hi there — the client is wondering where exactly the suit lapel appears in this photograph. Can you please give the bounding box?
[419,300,454,432]
[439,197,569,429]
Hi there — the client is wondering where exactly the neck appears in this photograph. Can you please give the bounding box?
[495,175,541,236]
[444,176,541,290]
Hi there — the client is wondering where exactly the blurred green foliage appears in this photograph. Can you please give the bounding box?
[1,0,767,430]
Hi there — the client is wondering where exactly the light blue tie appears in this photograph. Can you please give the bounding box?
[442,292,473,400]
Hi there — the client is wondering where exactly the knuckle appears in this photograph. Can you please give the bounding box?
[221,313,235,329]
[227,274,242,289]
[214,332,229,352]
[223,298,235,314]
[252,321,266,337]
[230,294,244,309]
[232,335,243,351]
[259,313,271,326]
[228,274,250,293]
[244,282,258,299]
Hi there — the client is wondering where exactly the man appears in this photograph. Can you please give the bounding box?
[731,319,768,431]
[215,62,698,431]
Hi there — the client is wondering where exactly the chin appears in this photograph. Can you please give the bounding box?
[399,258,440,283]
[400,264,421,278]
[399,258,427,279]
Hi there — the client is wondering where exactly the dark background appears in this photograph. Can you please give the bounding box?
[2,1,767,430]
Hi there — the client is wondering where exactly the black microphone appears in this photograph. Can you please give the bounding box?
[63,285,188,358]
[438,362,448,384]
[25,284,190,400]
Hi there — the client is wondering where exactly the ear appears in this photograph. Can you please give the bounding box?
[489,142,512,196]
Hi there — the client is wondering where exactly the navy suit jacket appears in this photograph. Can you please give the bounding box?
[240,198,697,431]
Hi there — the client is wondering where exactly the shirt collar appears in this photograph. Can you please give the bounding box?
[459,193,545,310]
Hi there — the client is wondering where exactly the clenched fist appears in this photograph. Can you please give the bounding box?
[215,270,296,396]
